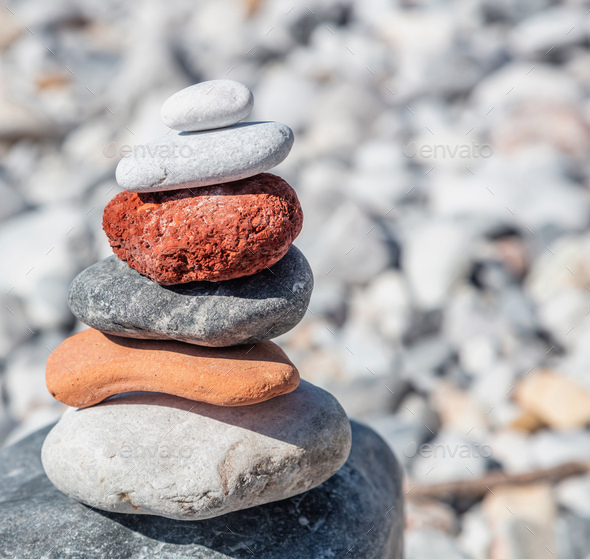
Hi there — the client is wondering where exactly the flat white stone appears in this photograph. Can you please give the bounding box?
[115,121,293,192]
[160,80,254,132]
[41,381,352,520]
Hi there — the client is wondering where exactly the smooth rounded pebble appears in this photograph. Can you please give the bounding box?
[41,381,352,521]
[68,246,313,347]
[2,421,403,559]
[46,328,299,408]
[160,80,254,132]
[115,121,293,193]
[103,173,303,285]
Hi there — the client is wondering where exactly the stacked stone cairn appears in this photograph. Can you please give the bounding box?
[40,80,353,521]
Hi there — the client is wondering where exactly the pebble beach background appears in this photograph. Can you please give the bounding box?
[1,0,590,557]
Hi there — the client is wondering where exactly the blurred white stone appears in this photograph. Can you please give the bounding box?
[376,10,455,101]
[293,159,349,231]
[298,200,390,284]
[527,236,590,348]
[411,430,490,484]
[62,115,119,169]
[491,101,590,157]
[11,0,79,29]
[328,377,400,420]
[431,148,590,232]
[488,429,534,474]
[527,235,590,301]
[348,270,411,342]
[459,335,498,377]
[457,504,492,559]
[4,333,63,421]
[567,48,590,91]
[1,405,64,449]
[406,499,459,534]
[105,2,186,114]
[0,207,91,330]
[509,6,588,57]
[406,528,471,559]
[431,382,489,439]
[347,140,411,212]
[471,362,517,419]
[0,371,16,446]
[483,483,556,559]
[352,0,398,28]
[444,286,501,345]
[479,0,554,23]
[0,98,54,141]
[306,278,346,318]
[364,414,430,467]
[18,147,98,205]
[0,178,25,222]
[497,287,537,333]
[402,337,453,393]
[556,476,590,520]
[402,220,472,310]
[529,430,590,469]
[559,319,590,394]
[397,392,438,431]
[471,63,581,120]
[338,320,398,379]
[554,510,590,559]
[303,82,379,157]
[299,25,392,84]
[408,119,493,173]
[0,294,31,361]
[515,370,590,430]
[253,67,318,132]
[0,10,22,50]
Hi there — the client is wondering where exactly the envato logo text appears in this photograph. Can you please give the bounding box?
[103,142,195,159]
[403,142,493,159]
[403,442,493,459]
[103,442,194,461]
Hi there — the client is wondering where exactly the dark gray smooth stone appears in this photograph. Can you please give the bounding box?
[68,245,313,347]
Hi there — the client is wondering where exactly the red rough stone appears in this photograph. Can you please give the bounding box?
[103,173,303,285]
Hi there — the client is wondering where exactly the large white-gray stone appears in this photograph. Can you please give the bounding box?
[41,381,351,521]
[115,121,293,192]
[160,80,254,132]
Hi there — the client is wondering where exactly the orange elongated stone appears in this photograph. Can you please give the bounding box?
[46,329,299,408]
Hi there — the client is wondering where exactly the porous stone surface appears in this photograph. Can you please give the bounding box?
[68,246,313,347]
[103,173,303,285]
[46,328,299,408]
[1,420,403,559]
[41,381,352,521]
[115,122,293,192]
[160,80,254,132]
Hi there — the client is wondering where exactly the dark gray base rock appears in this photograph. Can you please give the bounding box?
[0,421,404,559]
[68,245,313,347]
